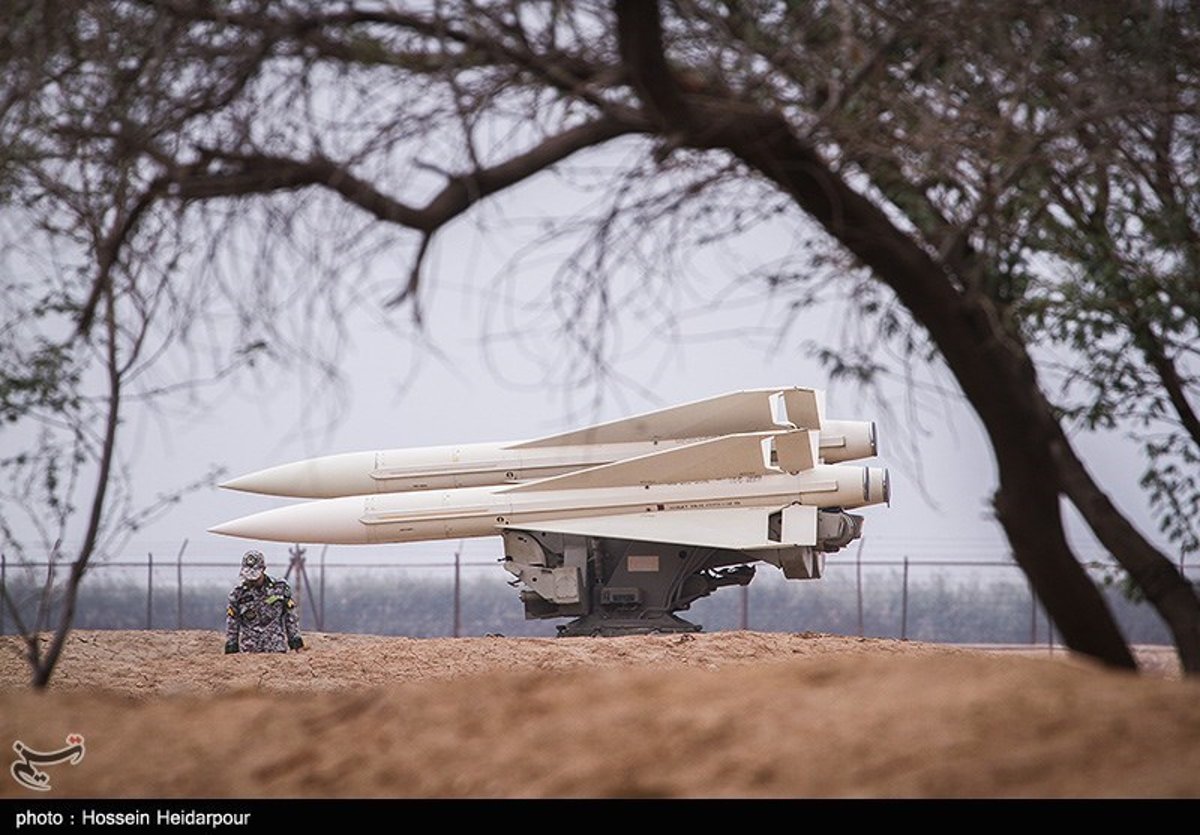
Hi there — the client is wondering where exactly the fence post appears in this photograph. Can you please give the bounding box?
[855,538,865,638]
[453,546,462,638]
[319,545,327,632]
[900,557,909,640]
[286,544,304,581]
[1,551,6,636]
[739,583,749,631]
[175,539,188,630]
[41,554,57,634]
[146,551,154,630]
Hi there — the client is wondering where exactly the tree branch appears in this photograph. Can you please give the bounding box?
[1129,308,1200,450]
[34,281,124,687]
[163,115,647,304]
[175,116,642,224]
[76,186,165,339]
[614,0,694,133]
[147,0,622,111]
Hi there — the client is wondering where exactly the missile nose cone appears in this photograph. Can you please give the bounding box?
[209,497,370,544]
[208,514,279,540]
[219,453,379,498]
[219,463,321,498]
[207,520,245,538]
[219,473,265,493]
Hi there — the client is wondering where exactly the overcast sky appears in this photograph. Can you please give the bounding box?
[100,169,1165,577]
[2,144,1168,585]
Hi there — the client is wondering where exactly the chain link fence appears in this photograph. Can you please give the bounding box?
[1,544,1191,644]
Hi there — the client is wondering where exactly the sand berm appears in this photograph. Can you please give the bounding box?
[1,630,1197,798]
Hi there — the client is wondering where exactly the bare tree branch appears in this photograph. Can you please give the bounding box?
[31,280,124,687]
[76,186,166,338]
[159,114,648,305]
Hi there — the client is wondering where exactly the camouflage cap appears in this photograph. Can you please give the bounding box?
[240,550,266,582]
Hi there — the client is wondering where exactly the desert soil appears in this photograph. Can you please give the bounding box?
[0,630,1197,798]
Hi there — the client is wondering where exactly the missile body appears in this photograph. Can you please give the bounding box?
[210,463,889,545]
[212,388,891,636]
[220,420,878,499]
[219,440,683,498]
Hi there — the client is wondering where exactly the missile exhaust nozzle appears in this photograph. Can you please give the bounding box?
[861,466,889,506]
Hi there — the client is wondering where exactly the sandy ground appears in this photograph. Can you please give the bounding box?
[0,630,1197,798]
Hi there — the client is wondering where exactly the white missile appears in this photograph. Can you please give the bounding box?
[214,388,891,635]
[219,387,879,498]
[210,430,889,547]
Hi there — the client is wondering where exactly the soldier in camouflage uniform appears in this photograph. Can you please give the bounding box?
[225,550,304,653]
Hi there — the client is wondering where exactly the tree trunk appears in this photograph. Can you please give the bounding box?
[724,126,1138,669]
[988,418,1137,667]
[1049,431,1200,673]
[613,0,1138,669]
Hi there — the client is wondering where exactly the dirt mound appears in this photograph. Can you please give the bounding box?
[1,631,1196,798]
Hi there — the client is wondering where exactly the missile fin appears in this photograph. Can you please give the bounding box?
[502,431,796,492]
[774,430,820,472]
[510,388,816,448]
[506,506,814,551]
[782,388,824,429]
